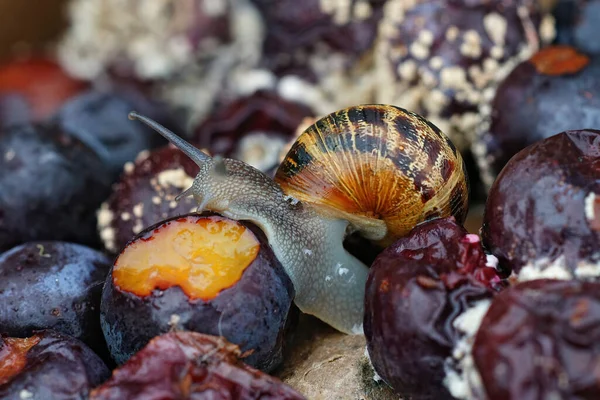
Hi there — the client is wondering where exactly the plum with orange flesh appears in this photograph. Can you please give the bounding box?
[0,330,109,399]
[90,331,305,400]
[100,214,295,371]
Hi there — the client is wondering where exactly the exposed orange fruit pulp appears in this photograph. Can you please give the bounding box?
[0,335,41,385]
[113,216,260,301]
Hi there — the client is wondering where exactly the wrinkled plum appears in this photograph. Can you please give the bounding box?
[0,242,110,354]
[365,217,499,399]
[0,330,109,399]
[554,0,600,54]
[193,90,313,172]
[0,56,88,124]
[474,46,600,185]
[90,331,305,400]
[53,89,174,178]
[482,129,600,278]
[375,0,555,153]
[97,146,199,254]
[0,123,111,252]
[101,214,295,372]
[473,279,600,399]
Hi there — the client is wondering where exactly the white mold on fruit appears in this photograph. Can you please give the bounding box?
[443,299,491,399]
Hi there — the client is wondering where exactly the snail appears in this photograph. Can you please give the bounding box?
[128,104,470,334]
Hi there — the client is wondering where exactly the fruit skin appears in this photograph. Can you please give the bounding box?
[90,331,305,400]
[0,242,110,355]
[100,214,296,372]
[482,129,600,275]
[364,217,498,400]
[97,146,199,254]
[475,47,600,183]
[473,279,600,399]
[0,123,112,252]
[0,57,88,123]
[53,89,174,178]
[0,330,110,400]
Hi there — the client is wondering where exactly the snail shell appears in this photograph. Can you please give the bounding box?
[275,104,470,246]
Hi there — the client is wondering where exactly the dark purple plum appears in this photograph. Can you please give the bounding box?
[0,123,111,252]
[250,0,386,79]
[0,330,109,399]
[0,242,110,353]
[97,146,199,254]
[474,46,600,185]
[365,217,500,399]
[52,89,177,178]
[90,332,305,400]
[482,129,600,277]
[100,214,296,372]
[473,279,600,399]
[193,90,313,173]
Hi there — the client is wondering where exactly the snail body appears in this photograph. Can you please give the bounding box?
[128,105,469,334]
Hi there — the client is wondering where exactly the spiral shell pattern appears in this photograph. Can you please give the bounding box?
[275,104,469,246]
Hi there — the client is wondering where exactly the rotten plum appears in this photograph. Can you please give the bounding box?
[472,279,600,399]
[0,56,88,124]
[474,46,600,185]
[0,330,110,399]
[482,129,600,279]
[375,0,555,154]
[53,89,173,178]
[364,217,499,400]
[100,214,295,372]
[90,331,305,400]
[0,123,111,252]
[193,90,313,172]
[0,242,110,354]
[97,146,200,254]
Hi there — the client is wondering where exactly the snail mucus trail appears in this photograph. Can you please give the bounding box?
[128,104,470,334]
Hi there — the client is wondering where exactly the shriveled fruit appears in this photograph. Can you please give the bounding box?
[90,331,305,400]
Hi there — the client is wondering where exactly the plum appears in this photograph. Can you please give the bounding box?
[97,146,200,254]
[364,217,499,399]
[375,0,555,153]
[472,279,600,399]
[0,123,111,252]
[90,331,305,400]
[0,330,109,399]
[100,214,296,372]
[473,46,600,185]
[0,242,111,355]
[193,90,313,173]
[53,89,174,178]
[482,129,600,279]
